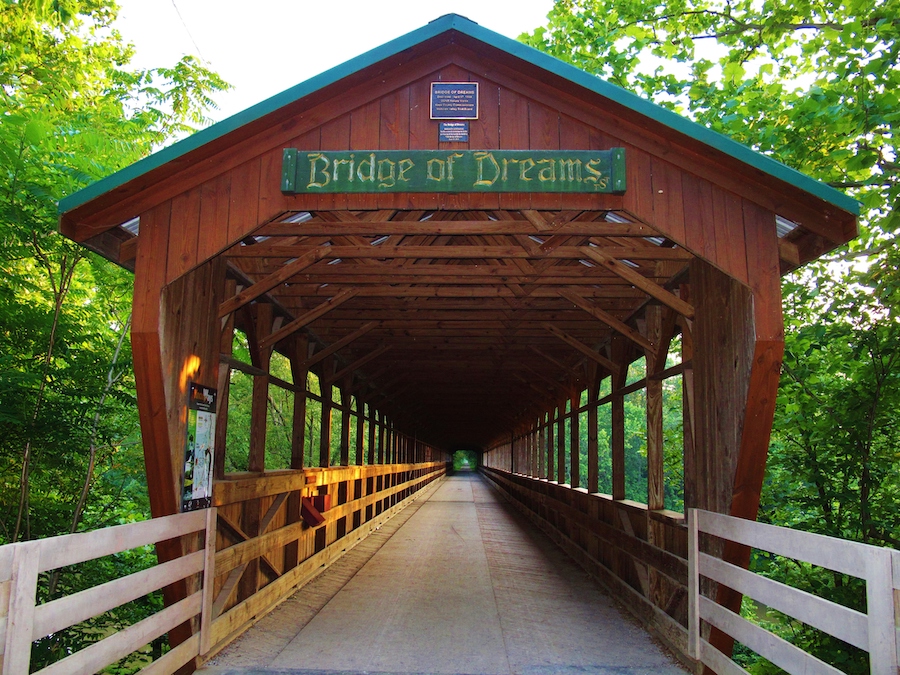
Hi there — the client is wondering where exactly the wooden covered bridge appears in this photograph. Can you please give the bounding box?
[7,13,898,675]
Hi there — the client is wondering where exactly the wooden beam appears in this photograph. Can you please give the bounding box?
[543,323,619,374]
[299,321,380,370]
[119,236,138,263]
[558,288,657,355]
[579,246,695,318]
[325,345,392,386]
[258,219,655,237]
[259,289,358,351]
[528,345,580,375]
[521,210,555,232]
[218,247,324,317]
[226,244,692,261]
[521,364,569,396]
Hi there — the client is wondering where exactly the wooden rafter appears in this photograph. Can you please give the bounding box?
[578,246,695,318]
[543,323,619,375]
[258,289,358,351]
[219,247,325,317]
[325,345,393,386]
[300,321,380,371]
[558,288,656,355]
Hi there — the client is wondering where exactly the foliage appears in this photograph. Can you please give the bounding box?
[524,1,899,671]
[452,450,477,471]
[0,0,226,670]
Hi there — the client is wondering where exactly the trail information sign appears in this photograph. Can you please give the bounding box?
[281,149,626,194]
[431,82,478,119]
[182,383,216,512]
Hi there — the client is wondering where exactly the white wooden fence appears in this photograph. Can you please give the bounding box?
[688,508,900,675]
[0,508,216,675]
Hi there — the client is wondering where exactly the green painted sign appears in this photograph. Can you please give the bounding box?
[281,149,626,194]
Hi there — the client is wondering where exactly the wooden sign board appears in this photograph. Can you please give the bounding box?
[281,148,626,194]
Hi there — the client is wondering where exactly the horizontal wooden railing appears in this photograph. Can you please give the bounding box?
[0,461,447,673]
[688,508,899,675]
[0,509,216,675]
[206,461,446,654]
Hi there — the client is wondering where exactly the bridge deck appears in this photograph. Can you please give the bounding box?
[201,473,686,675]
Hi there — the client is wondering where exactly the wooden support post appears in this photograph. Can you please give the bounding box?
[547,408,555,481]
[248,303,274,473]
[587,369,601,494]
[340,378,351,466]
[377,411,386,464]
[285,335,308,571]
[290,335,309,470]
[646,306,665,511]
[319,356,334,468]
[570,390,580,489]
[367,403,376,465]
[356,397,365,465]
[611,336,627,500]
[530,427,535,475]
[537,418,545,479]
[214,278,236,480]
[557,402,565,484]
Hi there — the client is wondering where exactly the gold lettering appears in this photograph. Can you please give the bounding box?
[426,158,445,182]
[357,153,376,182]
[584,159,604,184]
[377,158,396,188]
[558,159,583,182]
[537,159,556,182]
[398,159,415,182]
[474,152,501,187]
[333,158,353,183]
[307,153,330,189]
[502,158,514,182]
[519,158,535,181]
[446,152,464,181]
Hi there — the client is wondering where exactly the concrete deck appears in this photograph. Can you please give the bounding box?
[201,472,686,675]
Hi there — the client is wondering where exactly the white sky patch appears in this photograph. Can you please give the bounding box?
[114,0,554,123]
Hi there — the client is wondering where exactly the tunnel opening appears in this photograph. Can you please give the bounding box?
[451,450,479,473]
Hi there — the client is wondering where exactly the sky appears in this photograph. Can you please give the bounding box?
[114,0,555,124]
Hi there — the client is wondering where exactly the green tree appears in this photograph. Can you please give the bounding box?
[0,0,227,668]
[523,2,899,671]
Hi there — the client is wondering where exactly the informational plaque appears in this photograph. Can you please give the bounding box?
[439,122,469,142]
[282,148,626,194]
[182,383,216,512]
[431,82,478,119]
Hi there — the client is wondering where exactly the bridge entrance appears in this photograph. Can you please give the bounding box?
[55,13,857,674]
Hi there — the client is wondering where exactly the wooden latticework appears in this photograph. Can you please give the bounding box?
[222,208,691,449]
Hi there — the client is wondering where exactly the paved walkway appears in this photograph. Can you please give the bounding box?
[201,472,686,675]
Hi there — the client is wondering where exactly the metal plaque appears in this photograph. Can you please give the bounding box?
[439,121,469,142]
[431,82,478,120]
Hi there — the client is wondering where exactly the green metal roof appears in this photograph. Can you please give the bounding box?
[58,13,860,217]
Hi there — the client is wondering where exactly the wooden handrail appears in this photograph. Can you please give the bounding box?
[688,508,898,675]
[0,508,217,675]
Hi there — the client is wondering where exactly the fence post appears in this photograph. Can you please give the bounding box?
[688,508,700,660]
[866,547,897,675]
[3,541,40,675]
[892,550,900,668]
[199,507,217,657]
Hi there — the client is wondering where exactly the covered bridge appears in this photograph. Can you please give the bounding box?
[53,13,862,674]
